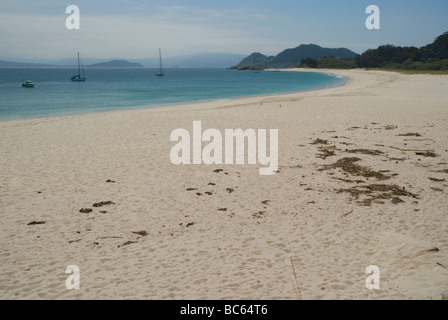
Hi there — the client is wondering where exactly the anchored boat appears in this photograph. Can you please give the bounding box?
[155,48,164,77]
[22,80,35,88]
[71,52,86,81]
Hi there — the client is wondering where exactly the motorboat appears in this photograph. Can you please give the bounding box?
[22,80,35,87]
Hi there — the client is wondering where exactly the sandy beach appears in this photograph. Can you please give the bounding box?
[0,68,447,300]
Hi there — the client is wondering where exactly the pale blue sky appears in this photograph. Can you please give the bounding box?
[0,0,447,60]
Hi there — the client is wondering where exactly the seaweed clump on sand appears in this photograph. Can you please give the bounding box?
[345,149,383,156]
[336,183,418,206]
[316,146,337,159]
[311,138,340,159]
[415,151,438,157]
[397,133,421,137]
[321,157,391,180]
[310,138,329,145]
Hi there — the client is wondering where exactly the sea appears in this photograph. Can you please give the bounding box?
[0,68,347,121]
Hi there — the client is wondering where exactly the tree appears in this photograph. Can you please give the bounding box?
[424,32,448,60]
[299,58,318,68]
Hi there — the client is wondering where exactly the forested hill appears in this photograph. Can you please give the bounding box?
[232,44,357,69]
[233,32,448,71]
[354,31,448,70]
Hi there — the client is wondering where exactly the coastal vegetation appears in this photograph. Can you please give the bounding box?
[354,32,448,71]
[234,31,448,73]
[296,32,448,72]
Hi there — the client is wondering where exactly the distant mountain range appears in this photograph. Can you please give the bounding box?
[0,60,58,68]
[0,47,357,69]
[135,53,247,68]
[0,59,144,68]
[3,33,444,71]
[233,44,358,69]
[0,52,247,69]
[86,60,144,68]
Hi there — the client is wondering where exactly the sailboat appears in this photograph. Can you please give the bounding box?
[71,52,86,81]
[155,48,164,77]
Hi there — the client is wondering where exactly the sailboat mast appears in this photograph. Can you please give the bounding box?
[155,48,164,76]
[71,52,86,81]
[159,48,163,73]
[77,52,81,75]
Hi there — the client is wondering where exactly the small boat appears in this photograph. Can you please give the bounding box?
[22,80,35,88]
[155,48,164,76]
[71,52,86,81]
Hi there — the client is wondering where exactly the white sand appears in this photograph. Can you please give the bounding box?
[1,69,447,300]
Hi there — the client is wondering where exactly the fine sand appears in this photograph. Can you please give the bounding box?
[0,69,447,300]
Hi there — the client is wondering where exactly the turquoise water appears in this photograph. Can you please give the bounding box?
[0,68,346,121]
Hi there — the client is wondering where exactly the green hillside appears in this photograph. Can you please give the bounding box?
[355,32,448,71]
[232,44,358,69]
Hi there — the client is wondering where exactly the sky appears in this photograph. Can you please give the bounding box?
[0,0,447,61]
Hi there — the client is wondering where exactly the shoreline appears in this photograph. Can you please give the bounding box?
[1,68,447,300]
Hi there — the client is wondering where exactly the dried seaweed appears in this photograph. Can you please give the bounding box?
[397,133,421,137]
[428,177,445,182]
[118,241,137,248]
[132,231,148,236]
[415,151,438,157]
[310,138,329,145]
[316,148,336,159]
[322,157,390,180]
[27,220,46,226]
[345,149,384,156]
[336,183,418,206]
[93,201,115,207]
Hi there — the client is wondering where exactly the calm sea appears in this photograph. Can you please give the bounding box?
[0,68,346,121]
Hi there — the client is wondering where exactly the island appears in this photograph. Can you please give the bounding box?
[86,60,144,68]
